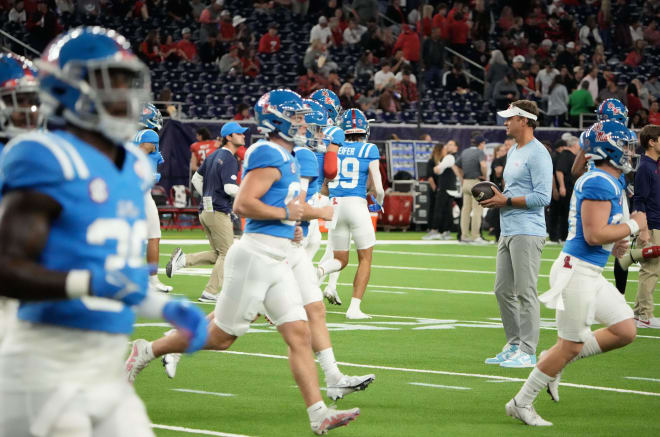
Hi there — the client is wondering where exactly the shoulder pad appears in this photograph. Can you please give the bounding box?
[244,141,292,171]
[575,171,620,201]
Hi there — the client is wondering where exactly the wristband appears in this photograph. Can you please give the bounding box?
[506,197,512,207]
[284,205,290,220]
[65,269,90,298]
[625,218,640,236]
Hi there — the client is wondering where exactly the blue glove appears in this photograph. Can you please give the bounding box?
[322,126,345,148]
[367,194,383,213]
[162,300,208,353]
[89,264,150,306]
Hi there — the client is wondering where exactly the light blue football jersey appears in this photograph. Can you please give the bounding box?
[294,146,320,237]
[563,168,624,267]
[243,140,301,240]
[0,130,153,334]
[328,141,379,198]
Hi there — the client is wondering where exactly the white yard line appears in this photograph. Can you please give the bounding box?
[409,382,471,390]
[369,290,407,295]
[625,376,660,383]
[171,388,235,397]
[210,350,660,398]
[152,424,253,437]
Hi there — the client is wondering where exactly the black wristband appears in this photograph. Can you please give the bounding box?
[506,197,512,207]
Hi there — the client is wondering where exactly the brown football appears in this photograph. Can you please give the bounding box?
[471,181,499,201]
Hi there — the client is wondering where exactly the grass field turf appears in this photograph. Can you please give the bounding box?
[133,230,660,436]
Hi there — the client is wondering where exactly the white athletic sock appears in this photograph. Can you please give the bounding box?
[307,400,328,422]
[514,367,554,406]
[327,271,340,289]
[319,259,342,277]
[569,333,602,364]
[347,298,362,313]
[317,348,342,385]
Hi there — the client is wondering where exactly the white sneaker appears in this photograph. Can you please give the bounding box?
[166,247,186,278]
[422,231,439,240]
[539,350,560,402]
[326,374,375,401]
[346,309,372,319]
[149,275,173,293]
[505,399,552,426]
[460,237,474,244]
[162,329,181,379]
[125,339,155,383]
[472,237,489,245]
[198,291,217,303]
[635,317,660,328]
[323,287,342,305]
[440,231,452,240]
[500,350,537,368]
[485,343,518,364]
[310,407,360,435]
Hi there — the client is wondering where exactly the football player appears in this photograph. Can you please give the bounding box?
[316,108,384,319]
[506,121,643,426]
[136,103,173,293]
[125,89,360,435]
[0,27,207,437]
[0,53,40,343]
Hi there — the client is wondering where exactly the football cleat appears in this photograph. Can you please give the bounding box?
[326,374,375,401]
[505,399,552,426]
[125,339,155,383]
[198,291,217,303]
[539,350,560,402]
[323,287,342,305]
[311,407,360,435]
[166,247,186,278]
[162,329,181,378]
[149,275,173,293]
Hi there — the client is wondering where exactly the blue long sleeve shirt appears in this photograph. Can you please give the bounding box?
[633,154,660,230]
[500,138,553,237]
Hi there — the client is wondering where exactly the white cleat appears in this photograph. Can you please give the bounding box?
[198,291,217,303]
[149,275,173,293]
[539,350,560,402]
[346,309,372,320]
[125,339,155,383]
[166,247,186,278]
[323,287,342,305]
[162,329,181,379]
[311,407,360,435]
[505,399,552,426]
[326,374,375,401]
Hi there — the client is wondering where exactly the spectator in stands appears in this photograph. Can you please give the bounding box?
[443,62,469,93]
[360,20,386,57]
[346,0,380,25]
[535,60,559,98]
[648,101,660,125]
[624,39,646,67]
[545,14,563,41]
[191,0,205,20]
[303,39,337,75]
[140,30,162,63]
[258,24,280,54]
[598,0,612,49]
[378,83,400,113]
[343,18,367,45]
[592,44,607,67]
[160,34,183,62]
[357,89,378,112]
[198,33,222,64]
[546,75,569,127]
[497,5,514,32]
[418,4,433,37]
[627,82,643,117]
[310,15,333,46]
[297,67,326,96]
[339,82,357,108]
[234,103,251,120]
[556,41,578,69]
[644,21,660,47]
[432,2,448,34]
[493,73,519,117]
[634,77,652,109]
[355,50,376,79]
[219,45,242,75]
[292,0,309,17]
[156,88,178,118]
[568,81,595,127]
[422,26,445,84]
[329,17,344,46]
[447,11,469,55]
[241,48,260,78]
[395,60,416,84]
[393,24,421,66]
[176,28,198,62]
[397,68,418,104]
[423,141,459,241]
[374,60,396,92]
[326,70,342,94]
[8,1,26,23]
[559,66,577,93]
[646,75,660,99]
[219,9,235,42]
[77,0,101,16]
[199,0,223,41]
[471,0,490,42]
[629,18,644,43]
[579,15,602,47]
[580,65,599,101]
[167,0,191,21]
[27,1,60,51]
[384,0,406,26]
[469,40,489,69]
[486,50,509,99]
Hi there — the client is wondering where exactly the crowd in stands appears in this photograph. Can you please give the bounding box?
[0,0,659,126]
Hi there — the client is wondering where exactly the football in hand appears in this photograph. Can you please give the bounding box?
[471,181,499,201]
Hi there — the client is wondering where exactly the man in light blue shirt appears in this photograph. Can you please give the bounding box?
[480,100,553,368]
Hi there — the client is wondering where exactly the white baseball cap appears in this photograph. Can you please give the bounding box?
[497,104,538,120]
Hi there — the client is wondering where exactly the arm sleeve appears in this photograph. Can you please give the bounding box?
[197,155,208,177]
[368,160,385,204]
[524,148,553,208]
[191,172,204,195]
[323,146,339,179]
[633,166,652,212]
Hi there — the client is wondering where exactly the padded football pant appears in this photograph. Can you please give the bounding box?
[494,235,545,355]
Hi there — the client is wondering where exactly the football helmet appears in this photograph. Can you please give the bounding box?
[309,88,342,123]
[340,108,370,137]
[302,98,329,150]
[583,120,637,173]
[596,98,628,125]
[254,88,309,145]
[36,26,151,144]
[139,102,163,131]
[0,53,39,137]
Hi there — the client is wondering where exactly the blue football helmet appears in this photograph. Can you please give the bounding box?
[36,26,151,144]
[309,89,342,124]
[0,53,39,137]
[302,98,329,150]
[340,108,370,137]
[583,120,637,173]
[139,102,163,131]
[255,89,309,145]
[596,98,628,125]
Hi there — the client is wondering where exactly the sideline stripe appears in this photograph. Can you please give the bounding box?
[171,388,235,397]
[159,239,497,246]
[409,382,471,390]
[152,424,253,437]
[211,350,660,398]
[625,376,660,383]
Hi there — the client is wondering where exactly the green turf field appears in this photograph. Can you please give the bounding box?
[133,230,660,436]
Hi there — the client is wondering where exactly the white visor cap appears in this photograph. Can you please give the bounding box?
[497,104,538,121]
